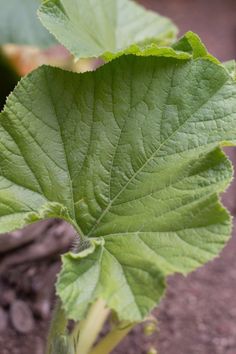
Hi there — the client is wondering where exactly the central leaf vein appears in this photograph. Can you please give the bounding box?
[87,72,229,237]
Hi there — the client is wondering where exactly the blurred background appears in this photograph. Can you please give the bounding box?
[0,1,236,354]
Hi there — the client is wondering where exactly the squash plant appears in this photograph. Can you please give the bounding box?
[1,0,236,353]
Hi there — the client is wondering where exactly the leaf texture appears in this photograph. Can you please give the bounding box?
[0,48,236,321]
[38,0,177,59]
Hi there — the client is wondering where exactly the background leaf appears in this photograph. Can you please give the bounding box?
[0,0,56,47]
[0,51,236,321]
[38,0,178,59]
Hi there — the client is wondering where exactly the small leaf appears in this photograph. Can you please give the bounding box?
[0,44,236,320]
[103,43,191,62]
[38,0,178,59]
[58,239,165,321]
[172,31,220,64]
[0,0,56,47]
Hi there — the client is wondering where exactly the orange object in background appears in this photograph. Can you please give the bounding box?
[2,44,70,76]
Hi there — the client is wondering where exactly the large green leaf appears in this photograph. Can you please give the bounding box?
[0,0,56,47]
[38,0,177,60]
[0,48,236,321]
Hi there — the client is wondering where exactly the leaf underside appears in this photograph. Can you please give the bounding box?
[38,0,178,60]
[0,46,236,321]
[0,0,56,47]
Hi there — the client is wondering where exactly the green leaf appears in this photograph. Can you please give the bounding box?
[0,50,236,321]
[103,43,192,62]
[224,60,236,79]
[58,239,165,321]
[103,31,214,63]
[172,31,220,64]
[38,0,178,59]
[0,0,56,47]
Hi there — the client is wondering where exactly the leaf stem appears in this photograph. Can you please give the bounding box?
[89,322,135,354]
[46,300,68,354]
[73,298,110,354]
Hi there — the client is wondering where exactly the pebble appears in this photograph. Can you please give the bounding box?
[10,300,34,334]
[0,307,8,332]
[0,288,16,308]
[33,299,51,319]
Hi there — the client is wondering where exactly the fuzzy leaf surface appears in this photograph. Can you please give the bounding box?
[38,0,177,59]
[0,0,56,47]
[0,53,236,321]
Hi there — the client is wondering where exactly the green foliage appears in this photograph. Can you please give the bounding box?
[0,42,236,321]
[172,31,220,63]
[38,0,178,59]
[1,0,236,351]
[0,0,56,47]
[103,31,217,62]
[224,60,236,78]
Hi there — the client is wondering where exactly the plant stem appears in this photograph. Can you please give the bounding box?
[89,322,135,354]
[46,300,68,354]
[73,298,110,354]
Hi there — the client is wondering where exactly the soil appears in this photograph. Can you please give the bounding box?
[1,1,236,354]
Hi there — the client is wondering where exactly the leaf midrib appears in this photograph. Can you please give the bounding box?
[87,71,229,237]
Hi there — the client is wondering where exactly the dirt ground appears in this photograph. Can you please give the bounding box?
[1,1,236,353]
